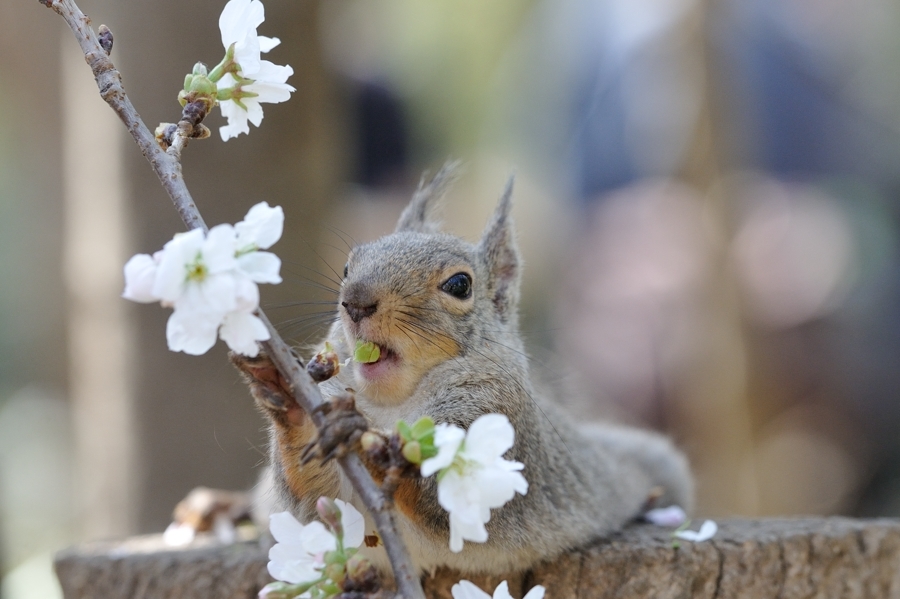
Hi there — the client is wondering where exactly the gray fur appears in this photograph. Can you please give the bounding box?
[268,170,694,575]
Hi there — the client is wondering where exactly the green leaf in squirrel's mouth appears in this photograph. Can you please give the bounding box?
[354,340,381,364]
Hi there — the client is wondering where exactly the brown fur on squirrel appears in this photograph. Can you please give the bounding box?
[237,165,693,575]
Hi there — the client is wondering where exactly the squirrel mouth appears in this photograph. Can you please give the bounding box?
[356,344,400,381]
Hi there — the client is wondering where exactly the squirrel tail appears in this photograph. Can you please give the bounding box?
[578,423,695,514]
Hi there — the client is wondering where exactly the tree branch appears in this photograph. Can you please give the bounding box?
[41,1,424,596]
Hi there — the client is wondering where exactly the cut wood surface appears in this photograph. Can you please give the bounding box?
[54,517,900,598]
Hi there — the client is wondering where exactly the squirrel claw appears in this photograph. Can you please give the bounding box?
[301,391,369,464]
[230,350,302,413]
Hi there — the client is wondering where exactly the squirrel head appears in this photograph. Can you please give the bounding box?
[338,167,521,405]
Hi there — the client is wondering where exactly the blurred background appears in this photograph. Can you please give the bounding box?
[4,0,900,596]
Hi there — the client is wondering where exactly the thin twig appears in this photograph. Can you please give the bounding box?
[42,1,423,596]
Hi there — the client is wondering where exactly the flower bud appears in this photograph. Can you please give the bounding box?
[343,553,380,593]
[98,24,113,55]
[360,431,385,453]
[324,562,345,583]
[307,343,340,382]
[402,440,422,464]
[188,76,217,101]
[155,123,177,150]
[316,497,343,536]
[192,62,209,77]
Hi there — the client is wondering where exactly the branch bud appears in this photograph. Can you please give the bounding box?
[360,431,385,453]
[98,24,113,55]
[343,554,380,593]
[307,342,341,382]
[155,123,177,150]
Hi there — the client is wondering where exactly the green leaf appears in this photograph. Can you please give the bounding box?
[419,443,439,461]
[396,420,413,441]
[354,340,381,363]
[410,416,435,440]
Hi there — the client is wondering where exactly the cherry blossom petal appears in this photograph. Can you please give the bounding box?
[421,423,465,476]
[202,224,238,273]
[674,519,717,542]
[521,585,546,599]
[268,543,322,584]
[334,499,366,549]
[194,271,238,315]
[473,466,527,509]
[269,512,306,543]
[452,580,545,599]
[218,100,251,141]
[153,228,205,302]
[448,511,488,553]
[236,202,284,249]
[463,414,515,462]
[258,35,281,52]
[219,0,264,47]
[166,306,221,355]
[236,251,281,284]
[492,581,514,599]
[254,61,294,87]
[298,520,337,555]
[645,505,687,527]
[233,275,261,311]
[451,580,491,599]
[122,253,159,303]
[219,310,269,356]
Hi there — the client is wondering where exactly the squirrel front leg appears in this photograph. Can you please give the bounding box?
[231,353,342,519]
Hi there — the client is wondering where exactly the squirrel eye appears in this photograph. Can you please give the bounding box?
[343,263,349,279]
[441,272,472,299]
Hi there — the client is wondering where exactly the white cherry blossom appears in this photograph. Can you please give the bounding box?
[121,203,283,356]
[217,62,294,141]
[420,414,529,552]
[152,225,239,355]
[266,500,365,584]
[267,512,335,585]
[216,0,295,141]
[451,580,545,599]
[673,519,718,542]
[152,225,237,308]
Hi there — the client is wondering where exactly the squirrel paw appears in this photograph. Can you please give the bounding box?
[301,391,369,464]
[230,350,300,413]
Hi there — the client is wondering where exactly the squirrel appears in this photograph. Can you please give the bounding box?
[232,165,693,576]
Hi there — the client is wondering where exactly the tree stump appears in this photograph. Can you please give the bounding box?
[54,517,900,598]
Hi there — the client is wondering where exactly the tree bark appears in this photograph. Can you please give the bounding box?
[55,517,900,599]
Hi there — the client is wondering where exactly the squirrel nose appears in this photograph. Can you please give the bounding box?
[342,301,378,323]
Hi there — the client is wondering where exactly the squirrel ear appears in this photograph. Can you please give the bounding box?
[478,173,520,322]
[394,161,460,233]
